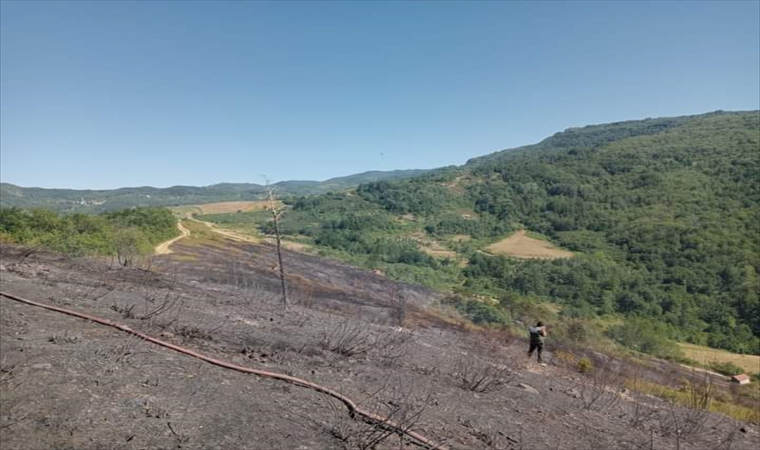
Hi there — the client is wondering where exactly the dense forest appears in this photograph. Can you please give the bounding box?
[198,111,759,355]
[456,111,760,354]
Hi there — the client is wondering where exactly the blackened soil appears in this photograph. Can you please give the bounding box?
[1,243,757,450]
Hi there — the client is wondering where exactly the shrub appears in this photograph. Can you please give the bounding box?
[450,353,515,393]
[708,361,744,376]
[555,350,576,366]
[319,317,375,357]
[577,357,594,374]
[445,295,510,326]
[554,318,591,344]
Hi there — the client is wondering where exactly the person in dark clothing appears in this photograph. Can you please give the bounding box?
[528,321,547,363]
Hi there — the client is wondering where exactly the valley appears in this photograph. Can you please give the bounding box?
[186,111,760,358]
[3,3,758,449]
[2,110,759,450]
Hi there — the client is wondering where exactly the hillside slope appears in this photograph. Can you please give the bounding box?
[1,244,757,450]
[201,110,760,355]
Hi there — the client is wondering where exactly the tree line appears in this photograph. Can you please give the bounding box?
[0,206,178,265]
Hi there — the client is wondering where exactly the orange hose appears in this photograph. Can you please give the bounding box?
[0,291,447,449]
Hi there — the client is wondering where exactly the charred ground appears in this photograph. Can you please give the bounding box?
[0,240,757,450]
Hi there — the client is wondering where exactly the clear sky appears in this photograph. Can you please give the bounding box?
[1,1,758,189]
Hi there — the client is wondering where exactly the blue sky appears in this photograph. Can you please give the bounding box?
[1,1,758,189]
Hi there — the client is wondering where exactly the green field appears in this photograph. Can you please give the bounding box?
[679,343,760,375]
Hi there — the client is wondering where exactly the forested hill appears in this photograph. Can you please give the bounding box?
[2,111,758,354]
[263,110,759,354]
[0,169,429,213]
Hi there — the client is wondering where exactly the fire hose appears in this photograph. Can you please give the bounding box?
[0,291,447,450]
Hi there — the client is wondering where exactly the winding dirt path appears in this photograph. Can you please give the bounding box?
[154,220,191,255]
[154,215,261,256]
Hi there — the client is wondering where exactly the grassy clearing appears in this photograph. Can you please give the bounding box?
[203,220,263,239]
[168,253,199,262]
[485,230,574,259]
[441,175,468,195]
[181,219,213,236]
[179,217,313,255]
[171,201,277,217]
[627,379,760,425]
[408,231,460,260]
[678,343,760,374]
[594,316,626,331]
[194,201,271,215]
[180,219,228,248]
[281,240,313,252]
[419,247,459,259]
[171,205,203,216]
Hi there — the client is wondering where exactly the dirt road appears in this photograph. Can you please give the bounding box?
[154,220,191,255]
[154,213,263,256]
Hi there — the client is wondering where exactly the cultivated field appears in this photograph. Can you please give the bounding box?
[171,200,272,216]
[486,230,574,259]
[679,343,760,375]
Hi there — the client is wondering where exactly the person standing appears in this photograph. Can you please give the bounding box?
[528,321,547,363]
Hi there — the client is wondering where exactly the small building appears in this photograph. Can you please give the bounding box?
[730,374,751,385]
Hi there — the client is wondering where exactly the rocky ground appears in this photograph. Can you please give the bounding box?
[1,242,758,450]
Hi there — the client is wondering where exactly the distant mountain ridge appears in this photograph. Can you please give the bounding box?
[462,110,745,168]
[0,169,430,212]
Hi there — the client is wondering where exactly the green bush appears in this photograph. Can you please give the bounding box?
[708,361,745,376]
[606,318,684,360]
[555,319,590,344]
[577,357,593,374]
[444,295,510,326]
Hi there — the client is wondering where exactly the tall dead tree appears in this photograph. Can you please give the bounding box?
[266,184,289,310]
[391,284,406,328]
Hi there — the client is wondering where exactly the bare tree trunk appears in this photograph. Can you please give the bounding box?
[267,186,289,311]
[272,214,289,311]
[392,285,406,328]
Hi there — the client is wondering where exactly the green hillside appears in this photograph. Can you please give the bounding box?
[0,169,429,213]
[199,110,760,355]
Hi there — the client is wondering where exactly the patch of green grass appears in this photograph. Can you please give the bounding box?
[169,253,199,262]
[628,379,760,425]
[197,209,271,226]
[678,343,760,375]
[181,220,228,248]
[170,205,203,216]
